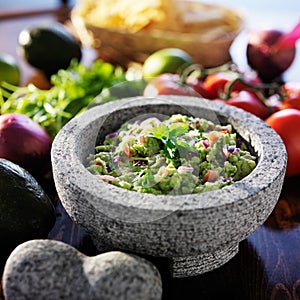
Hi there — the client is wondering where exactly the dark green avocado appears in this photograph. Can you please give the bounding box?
[0,158,56,251]
[18,22,82,78]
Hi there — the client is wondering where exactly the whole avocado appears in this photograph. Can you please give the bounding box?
[18,22,82,78]
[0,159,56,252]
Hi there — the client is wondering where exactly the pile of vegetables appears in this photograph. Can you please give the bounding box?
[1,20,300,178]
[140,21,300,177]
[0,60,126,139]
[0,59,127,176]
[142,62,300,177]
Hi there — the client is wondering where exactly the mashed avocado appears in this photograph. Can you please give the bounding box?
[87,114,256,195]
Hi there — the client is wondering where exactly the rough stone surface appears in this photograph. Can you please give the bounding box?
[51,96,287,277]
[2,239,162,300]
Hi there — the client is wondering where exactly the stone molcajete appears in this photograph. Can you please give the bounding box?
[2,239,162,300]
[51,96,287,278]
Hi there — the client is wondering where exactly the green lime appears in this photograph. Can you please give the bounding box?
[142,48,193,79]
[0,53,21,86]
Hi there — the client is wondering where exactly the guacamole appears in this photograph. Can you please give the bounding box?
[87,114,256,195]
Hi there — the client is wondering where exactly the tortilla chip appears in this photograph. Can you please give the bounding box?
[74,0,242,37]
[74,0,167,32]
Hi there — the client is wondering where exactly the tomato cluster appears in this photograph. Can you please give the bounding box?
[142,64,300,177]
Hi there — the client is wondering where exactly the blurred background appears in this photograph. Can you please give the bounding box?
[0,0,299,27]
[0,0,299,81]
[1,0,299,29]
[0,0,76,9]
[204,0,300,29]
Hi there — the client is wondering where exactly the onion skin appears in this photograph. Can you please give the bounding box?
[0,113,52,175]
[246,29,296,82]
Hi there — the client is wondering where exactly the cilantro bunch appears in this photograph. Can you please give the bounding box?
[0,60,126,139]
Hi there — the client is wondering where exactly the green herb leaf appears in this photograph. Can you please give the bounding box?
[169,123,189,138]
[164,138,179,159]
[152,123,169,139]
[175,139,191,151]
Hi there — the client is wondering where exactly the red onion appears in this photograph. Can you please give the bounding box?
[97,174,120,183]
[246,21,300,82]
[178,166,194,173]
[223,177,233,182]
[0,113,52,174]
[222,145,229,160]
[106,132,118,139]
[202,140,210,149]
[112,155,120,166]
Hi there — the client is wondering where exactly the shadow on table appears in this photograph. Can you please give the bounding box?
[265,175,300,231]
[149,239,267,300]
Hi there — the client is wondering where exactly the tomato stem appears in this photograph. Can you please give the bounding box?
[179,64,203,84]
[223,76,281,100]
[180,62,234,83]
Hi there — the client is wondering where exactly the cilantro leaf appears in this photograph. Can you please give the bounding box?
[152,123,169,139]
[169,123,189,138]
[164,138,179,159]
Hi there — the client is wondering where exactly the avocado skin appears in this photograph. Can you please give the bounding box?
[0,159,56,251]
[18,23,82,78]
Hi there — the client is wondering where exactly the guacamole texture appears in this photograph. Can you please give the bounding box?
[87,114,256,195]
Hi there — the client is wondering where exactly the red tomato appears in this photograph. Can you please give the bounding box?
[184,76,212,99]
[203,72,233,99]
[143,73,200,97]
[280,82,300,110]
[203,170,219,183]
[265,108,300,177]
[203,71,261,99]
[232,73,262,92]
[265,94,282,114]
[225,90,270,119]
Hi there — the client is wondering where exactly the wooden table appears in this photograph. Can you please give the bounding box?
[1,3,300,300]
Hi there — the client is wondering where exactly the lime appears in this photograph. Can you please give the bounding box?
[142,48,193,79]
[0,53,21,86]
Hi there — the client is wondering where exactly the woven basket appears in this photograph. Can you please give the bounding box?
[71,2,243,68]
